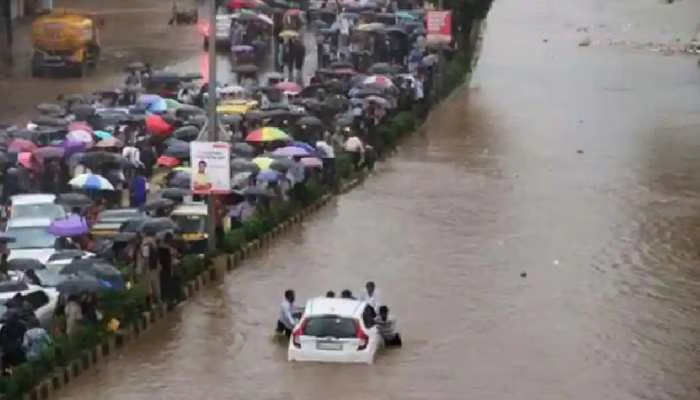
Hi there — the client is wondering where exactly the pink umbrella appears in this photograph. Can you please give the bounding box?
[275,81,302,94]
[300,157,323,168]
[17,152,32,168]
[362,75,394,88]
[67,129,94,144]
[8,138,38,153]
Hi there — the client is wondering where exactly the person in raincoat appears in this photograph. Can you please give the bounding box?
[129,170,148,208]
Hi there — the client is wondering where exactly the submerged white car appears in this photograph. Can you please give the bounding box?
[288,297,381,364]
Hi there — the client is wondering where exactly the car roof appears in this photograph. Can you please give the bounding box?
[171,202,207,216]
[304,297,368,318]
[10,194,57,205]
[6,218,54,228]
[98,208,140,217]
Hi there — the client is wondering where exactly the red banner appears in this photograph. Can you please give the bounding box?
[425,10,452,43]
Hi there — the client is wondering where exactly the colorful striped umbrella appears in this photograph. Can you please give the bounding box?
[245,127,291,142]
[69,173,115,191]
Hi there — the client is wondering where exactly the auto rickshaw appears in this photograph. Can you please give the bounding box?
[170,202,229,254]
[31,9,104,77]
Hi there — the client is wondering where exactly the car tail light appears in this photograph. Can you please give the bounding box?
[356,322,369,351]
[291,319,307,348]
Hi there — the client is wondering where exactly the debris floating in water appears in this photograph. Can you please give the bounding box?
[553,259,560,265]
[577,149,584,154]
[520,272,527,278]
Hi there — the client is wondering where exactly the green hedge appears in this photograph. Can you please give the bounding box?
[0,20,482,397]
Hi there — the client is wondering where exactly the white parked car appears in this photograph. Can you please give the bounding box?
[8,194,66,223]
[5,218,58,264]
[288,297,381,364]
[0,282,59,329]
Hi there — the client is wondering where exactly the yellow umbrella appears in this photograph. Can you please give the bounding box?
[217,99,257,115]
[279,30,299,38]
[252,156,275,170]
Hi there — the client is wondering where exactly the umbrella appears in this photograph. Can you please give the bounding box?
[167,171,191,189]
[273,146,310,157]
[231,142,256,157]
[362,75,394,88]
[17,152,33,168]
[275,81,302,94]
[95,137,123,148]
[140,198,175,212]
[48,215,89,237]
[94,130,112,140]
[145,114,174,136]
[165,98,182,110]
[269,158,296,172]
[243,186,272,197]
[368,62,395,75]
[138,94,168,113]
[172,126,200,141]
[163,144,190,159]
[57,193,92,208]
[7,258,45,272]
[33,146,65,161]
[395,11,417,20]
[160,187,191,202]
[231,158,260,173]
[364,95,390,107]
[62,140,87,156]
[157,155,180,168]
[67,129,94,144]
[279,30,299,39]
[79,151,124,167]
[69,173,115,191]
[252,156,275,170]
[8,138,37,153]
[290,141,316,153]
[232,171,253,187]
[284,8,302,16]
[140,218,178,235]
[56,274,113,295]
[257,169,280,182]
[245,127,291,142]
[300,157,323,168]
[357,22,385,32]
[297,115,322,127]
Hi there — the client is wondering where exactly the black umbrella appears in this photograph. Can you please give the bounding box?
[368,62,395,75]
[36,103,65,115]
[141,217,178,235]
[164,137,189,148]
[231,158,260,173]
[163,144,190,159]
[322,96,350,112]
[80,151,125,167]
[57,193,92,208]
[174,105,205,120]
[140,198,175,212]
[166,171,191,189]
[32,115,69,128]
[9,129,35,140]
[47,250,89,264]
[330,61,354,69]
[172,126,200,141]
[70,104,96,119]
[56,274,110,295]
[60,259,122,279]
[270,158,296,172]
[113,232,137,243]
[160,187,191,202]
[232,142,256,157]
[220,114,243,126]
[232,64,259,74]
[243,186,273,197]
[297,115,323,127]
[7,258,45,272]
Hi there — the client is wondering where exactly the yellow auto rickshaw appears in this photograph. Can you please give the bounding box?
[170,202,230,254]
[31,9,103,77]
[217,98,259,115]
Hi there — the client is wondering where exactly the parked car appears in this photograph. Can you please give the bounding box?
[288,297,381,364]
[5,218,58,264]
[8,194,66,223]
[0,282,60,330]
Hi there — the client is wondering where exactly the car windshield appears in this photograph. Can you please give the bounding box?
[303,316,358,338]
[6,226,56,250]
[172,215,205,233]
[12,204,65,220]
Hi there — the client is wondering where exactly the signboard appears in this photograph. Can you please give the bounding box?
[425,10,452,43]
[190,141,231,195]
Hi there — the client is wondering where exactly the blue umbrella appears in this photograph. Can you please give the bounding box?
[290,141,316,153]
[257,169,280,182]
[138,94,168,114]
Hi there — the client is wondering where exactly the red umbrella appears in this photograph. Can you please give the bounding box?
[17,152,33,168]
[227,0,264,9]
[8,138,38,153]
[146,114,174,137]
[157,155,180,168]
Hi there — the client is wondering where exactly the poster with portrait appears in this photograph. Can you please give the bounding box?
[190,141,231,195]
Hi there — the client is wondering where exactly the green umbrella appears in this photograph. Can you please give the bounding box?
[165,98,182,110]
[395,11,417,21]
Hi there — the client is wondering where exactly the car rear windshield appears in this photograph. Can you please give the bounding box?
[303,315,357,338]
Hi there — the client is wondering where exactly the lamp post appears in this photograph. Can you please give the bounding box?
[206,0,218,253]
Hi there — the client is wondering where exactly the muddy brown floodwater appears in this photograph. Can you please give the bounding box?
[55,0,700,399]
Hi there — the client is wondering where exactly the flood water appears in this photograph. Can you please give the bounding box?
[55,0,700,399]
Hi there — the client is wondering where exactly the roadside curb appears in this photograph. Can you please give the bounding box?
[20,177,360,400]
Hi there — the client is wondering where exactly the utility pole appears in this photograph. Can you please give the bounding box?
[206,0,218,253]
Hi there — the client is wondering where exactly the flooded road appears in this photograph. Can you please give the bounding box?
[54,0,700,399]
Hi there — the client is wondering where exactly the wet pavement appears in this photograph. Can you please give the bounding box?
[41,0,700,399]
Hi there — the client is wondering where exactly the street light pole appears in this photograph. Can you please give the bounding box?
[206,0,218,253]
